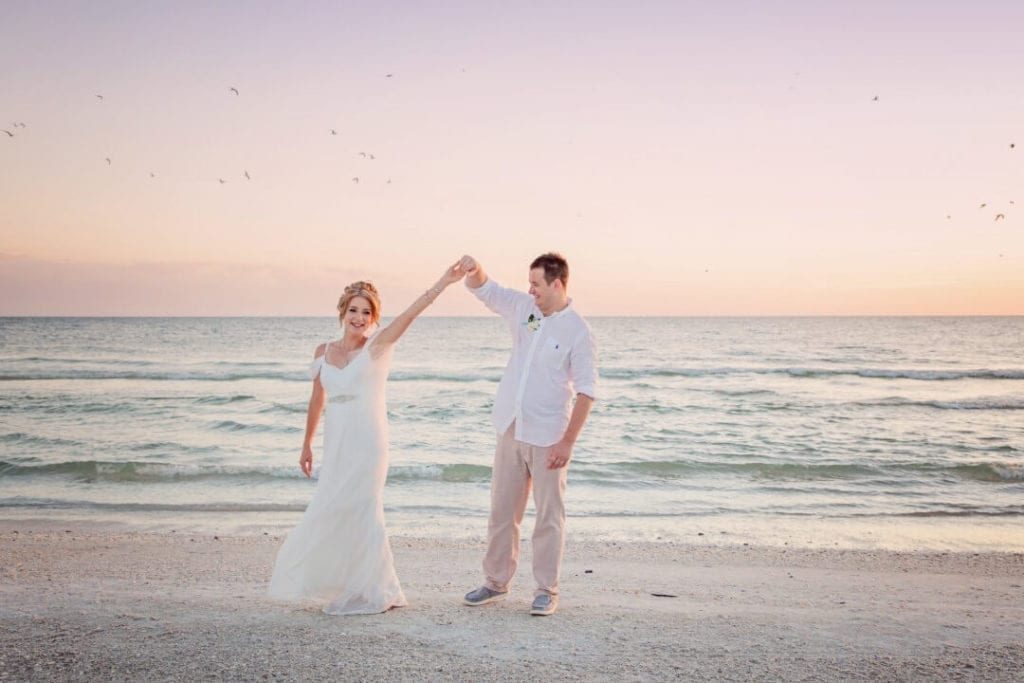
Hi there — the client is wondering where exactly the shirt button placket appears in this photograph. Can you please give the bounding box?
[513,323,544,441]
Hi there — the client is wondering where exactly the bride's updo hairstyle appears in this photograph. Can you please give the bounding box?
[337,281,382,325]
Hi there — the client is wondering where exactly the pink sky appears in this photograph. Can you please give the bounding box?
[2,1,1022,315]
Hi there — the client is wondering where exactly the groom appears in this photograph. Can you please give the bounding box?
[459,252,597,616]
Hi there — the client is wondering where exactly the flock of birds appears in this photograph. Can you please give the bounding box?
[2,87,1019,227]
[966,195,1015,224]
[3,82,397,186]
[869,97,1017,227]
[976,201,1012,222]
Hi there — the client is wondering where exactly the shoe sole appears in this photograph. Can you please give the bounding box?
[463,592,508,607]
[530,604,557,616]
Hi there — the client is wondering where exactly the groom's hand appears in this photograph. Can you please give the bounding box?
[460,255,487,288]
[547,440,573,469]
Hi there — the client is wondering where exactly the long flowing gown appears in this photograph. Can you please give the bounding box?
[268,335,407,615]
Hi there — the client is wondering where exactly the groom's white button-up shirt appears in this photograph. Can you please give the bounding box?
[469,277,598,447]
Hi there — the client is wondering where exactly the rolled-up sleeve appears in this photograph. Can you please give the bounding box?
[570,327,598,401]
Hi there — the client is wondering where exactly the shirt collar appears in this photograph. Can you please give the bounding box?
[540,298,573,320]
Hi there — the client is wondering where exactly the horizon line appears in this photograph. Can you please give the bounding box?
[3,314,1023,320]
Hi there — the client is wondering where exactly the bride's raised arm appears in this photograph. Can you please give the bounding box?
[369,261,465,357]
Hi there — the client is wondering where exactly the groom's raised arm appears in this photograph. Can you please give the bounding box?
[459,254,530,320]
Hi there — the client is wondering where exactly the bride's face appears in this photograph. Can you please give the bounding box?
[341,296,373,335]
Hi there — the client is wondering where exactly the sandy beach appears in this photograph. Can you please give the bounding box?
[1,523,1022,681]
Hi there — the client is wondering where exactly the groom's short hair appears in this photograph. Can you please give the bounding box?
[530,252,569,288]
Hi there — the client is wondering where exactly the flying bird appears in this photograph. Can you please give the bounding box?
[96,94,104,101]
[872,95,879,101]
[359,152,367,158]
[150,172,156,178]
[105,157,111,165]
[218,178,226,184]
[369,153,375,160]
[995,214,1005,221]
[330,129,338,135]
[1011,143,1016,149]
[385,73,393,78]
[229,87,239,96]
[979,203,987,209]
[2,130,12,137]
[351,177,359,183]
[244,170,251,180]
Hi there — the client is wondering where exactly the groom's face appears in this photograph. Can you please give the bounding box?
[528,267,561,316]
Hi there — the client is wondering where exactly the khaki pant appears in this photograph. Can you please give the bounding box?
[483,425,568,597]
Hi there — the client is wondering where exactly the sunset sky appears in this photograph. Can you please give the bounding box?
[1,1,1021,316]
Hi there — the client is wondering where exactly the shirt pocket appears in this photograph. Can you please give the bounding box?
[539,336,570,369]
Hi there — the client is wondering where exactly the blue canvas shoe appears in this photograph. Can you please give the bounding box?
[529,594,558,616]
[463,586,508,606]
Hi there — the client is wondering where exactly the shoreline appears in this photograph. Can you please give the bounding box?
[2,508,1022,554]
[2,523,1022,681]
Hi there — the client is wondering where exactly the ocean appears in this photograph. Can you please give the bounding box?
[1,316,1022,551]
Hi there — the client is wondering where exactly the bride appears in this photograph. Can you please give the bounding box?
[269,262,465,615]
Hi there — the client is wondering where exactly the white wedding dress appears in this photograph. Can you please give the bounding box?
[269,335,407,615]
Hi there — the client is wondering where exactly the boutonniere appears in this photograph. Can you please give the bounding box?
[522,313,542,332]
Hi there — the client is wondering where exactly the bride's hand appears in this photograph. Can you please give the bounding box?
[299,445,313,478]
[439,261,466,286]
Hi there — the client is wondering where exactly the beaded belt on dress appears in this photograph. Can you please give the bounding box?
[328,394,356,404]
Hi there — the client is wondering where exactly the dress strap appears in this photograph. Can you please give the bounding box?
[308,341,330,381]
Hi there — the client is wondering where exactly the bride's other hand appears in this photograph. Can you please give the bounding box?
[300,445,313,478]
